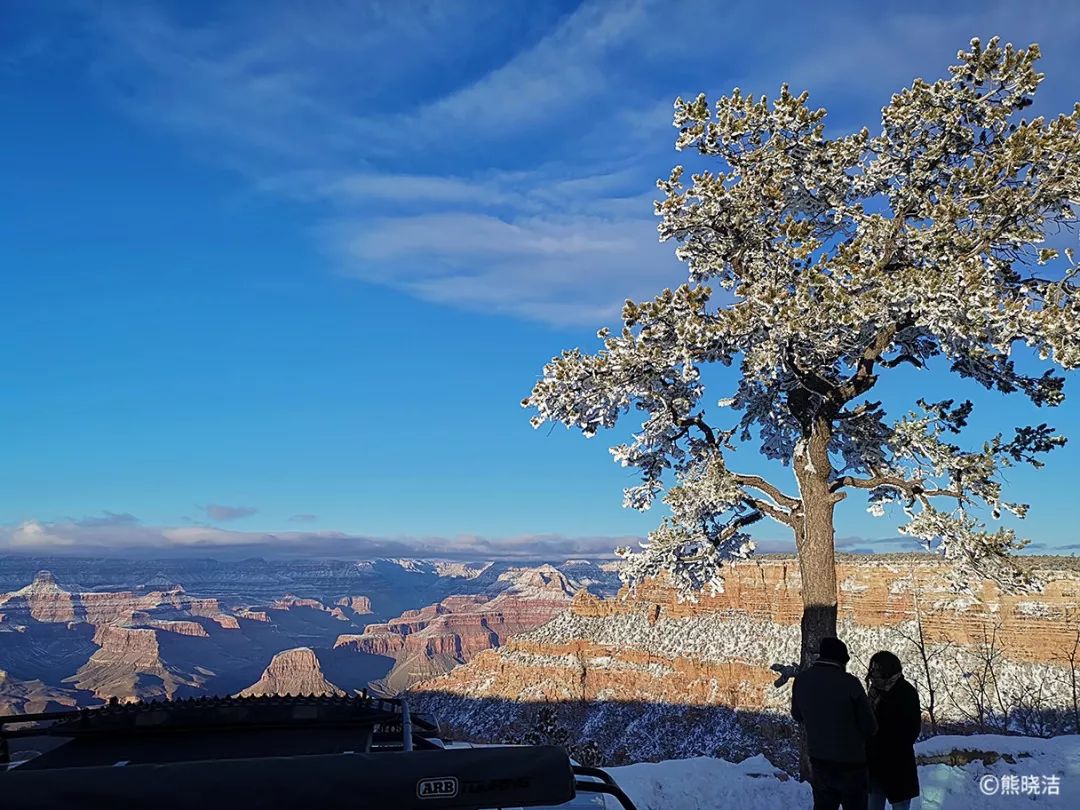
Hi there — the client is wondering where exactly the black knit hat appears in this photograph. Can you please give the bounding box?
[818,637,850,664]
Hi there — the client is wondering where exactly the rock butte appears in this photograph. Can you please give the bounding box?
[237,647,344,698]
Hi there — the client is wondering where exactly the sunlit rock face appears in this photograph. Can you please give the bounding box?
[336,596,373,615]
[0,668,79,715]
[68,625,200,703]
[237,647,345,697]
[0,571,241,631]
[0,571,251,705]
[416,556,1080,723]
[335,565,593,693]
[0,571,81,623]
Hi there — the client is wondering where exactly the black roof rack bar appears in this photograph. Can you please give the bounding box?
[401,699,413,752]
[0,710,82,727]
[573,763,620,786]
[0,695,438,742]
[575,779,639,810]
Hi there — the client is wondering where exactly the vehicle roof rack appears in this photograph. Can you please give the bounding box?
[0,695,637,810]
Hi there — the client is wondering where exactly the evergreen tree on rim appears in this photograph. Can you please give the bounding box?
[524,38,1080,669]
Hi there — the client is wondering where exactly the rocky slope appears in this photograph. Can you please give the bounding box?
[334,565,591,693]
[0,669,79,715]
[0,557,585,620]
[237,647,345,697]
[64,625,204,703]
[0,571,80,622]
[416,555,1080,753]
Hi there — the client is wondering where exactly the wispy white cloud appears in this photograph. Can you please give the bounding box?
[331,209,679,325]
[71,0,1080,326]
[410,0,654,136]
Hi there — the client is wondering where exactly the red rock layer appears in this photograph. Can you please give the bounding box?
[336,567,583,692]
[418,557,1080,712]
[571,558,1080,665]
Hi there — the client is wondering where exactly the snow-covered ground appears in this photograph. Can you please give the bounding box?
[607,735,1080,810]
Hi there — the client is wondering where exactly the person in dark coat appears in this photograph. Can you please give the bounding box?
[792,637,878,810]
[865,651,921,810]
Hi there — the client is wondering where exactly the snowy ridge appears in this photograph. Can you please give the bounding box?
[460,609,1075,721]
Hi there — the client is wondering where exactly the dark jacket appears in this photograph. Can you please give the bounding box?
[867,677,921,802]
[791,661,878,765]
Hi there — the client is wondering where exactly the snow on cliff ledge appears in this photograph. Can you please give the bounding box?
[609,735,1079,810]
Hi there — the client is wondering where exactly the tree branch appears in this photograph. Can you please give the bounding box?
[663,394,719,448]
[830,472,962,501]
[880,353,924,369]
[742,495,795,528]
[731,473,801,509]
[831,311,919,407]
[727,509,764,535]
[783,344,835,399]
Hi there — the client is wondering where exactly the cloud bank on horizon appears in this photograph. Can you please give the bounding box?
[0,512,644,560]
[1,512,1020,560]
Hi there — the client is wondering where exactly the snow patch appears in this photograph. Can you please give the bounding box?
[606,735,1079,809]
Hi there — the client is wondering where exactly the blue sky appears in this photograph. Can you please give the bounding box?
[1,0,1078,558]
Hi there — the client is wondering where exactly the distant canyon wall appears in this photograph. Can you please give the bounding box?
[417,556,1080,734]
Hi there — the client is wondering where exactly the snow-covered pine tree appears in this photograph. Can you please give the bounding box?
[524,38,1079,669]
[517,705,601,765]
[520,704,567,747]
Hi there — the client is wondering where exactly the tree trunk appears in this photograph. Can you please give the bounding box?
[793,424,839,671]
[792,423,840,781]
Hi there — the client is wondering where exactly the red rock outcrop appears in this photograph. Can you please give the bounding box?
[0,573,251,705]
[568,557,1080,665]
[336,566,584,693]
[237,647,345,697]
[417,556,1080,720]
[210,614,240,629]
[236,608,271,622]
[68,625,202,702]
[0,573,242,633]
[141,620,209,638]
[336,596,373,615]
[271,594,328,611]
[89,624,160,655]
[269,594,349,622]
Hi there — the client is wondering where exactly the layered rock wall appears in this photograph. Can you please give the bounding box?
[418,557,1080,725]
[337,566,587,693]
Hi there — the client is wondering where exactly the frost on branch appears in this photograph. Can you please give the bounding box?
[840,398,1066,592]
[524,37,1078,600]
[615,452,759,599]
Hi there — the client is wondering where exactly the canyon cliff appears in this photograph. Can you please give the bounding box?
[334,565,586,693]
[415,555,1080,760]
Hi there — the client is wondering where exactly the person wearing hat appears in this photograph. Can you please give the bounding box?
[792,637,878,810]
